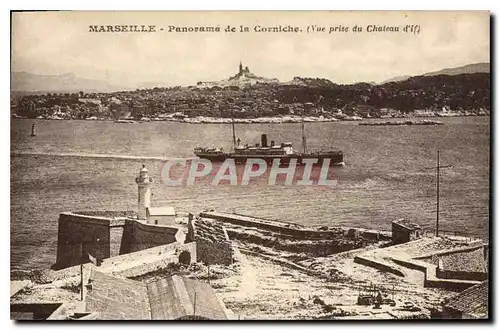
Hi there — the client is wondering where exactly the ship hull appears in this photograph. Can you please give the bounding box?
[194,153,344,166]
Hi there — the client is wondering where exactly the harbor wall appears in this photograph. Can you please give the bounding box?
[226,228,367,256]
[54,211,181,269]
[199,211,391,242]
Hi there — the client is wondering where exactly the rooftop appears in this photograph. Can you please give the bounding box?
[148,276,228,320]
[147,206,176,217]
[85,270,150,320]
[392,219,421,231]
[444,280,489,318]
[437,247,487,274]
[85,270,228,320]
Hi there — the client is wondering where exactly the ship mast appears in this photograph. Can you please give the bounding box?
[301,110,308,154]
[231,109,237,151]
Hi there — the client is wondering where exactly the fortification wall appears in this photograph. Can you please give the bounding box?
[391,257,480,292]
[55,213,121,269]
[120,220,180,254]
[353,256,405,277]
[55,211,181,269]
[109,226,124,257]
[187,215,233,265]
[436,269,488,282]
[104,242,182,266]
[73,211,133,259]
[415,243,486,260]
[200,211,391,242]
[37,242,198,285]
[71,211,136,218]
[417,244,488,281]
[108,242,197,278]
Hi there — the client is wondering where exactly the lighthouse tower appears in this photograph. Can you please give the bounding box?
[135,165,153,220]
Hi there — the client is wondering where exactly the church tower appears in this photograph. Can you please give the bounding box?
[239,61,243,74]
[135,165,153,220]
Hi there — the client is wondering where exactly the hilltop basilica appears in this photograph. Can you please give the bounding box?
[197,62,279,88]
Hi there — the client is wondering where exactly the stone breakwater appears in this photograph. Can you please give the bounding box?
[199,211,391,240]
[359,120,444,126]
[199,211,391,257]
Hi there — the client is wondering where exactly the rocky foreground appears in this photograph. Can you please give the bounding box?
[11,214,478,320]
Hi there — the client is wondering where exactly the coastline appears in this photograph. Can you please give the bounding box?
[12,111,490,124]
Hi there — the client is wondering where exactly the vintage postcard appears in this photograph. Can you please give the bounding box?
[10,10,490,320]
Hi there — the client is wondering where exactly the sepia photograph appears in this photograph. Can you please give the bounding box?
[9,10,490,320]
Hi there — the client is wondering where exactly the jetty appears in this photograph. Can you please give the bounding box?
[359,120,444,126]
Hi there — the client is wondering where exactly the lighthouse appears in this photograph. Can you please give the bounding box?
[135,165,153,220]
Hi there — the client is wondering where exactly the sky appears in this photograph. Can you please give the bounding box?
[11,11,490,88]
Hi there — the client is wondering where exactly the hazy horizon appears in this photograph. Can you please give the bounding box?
[11,11,490,88]
[11,60,490,91]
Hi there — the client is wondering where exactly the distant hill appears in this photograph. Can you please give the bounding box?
[11,71,129,93]
[380,62,490,84]
[423,62,490,76]
[137,81,168,89]
[196,62,279,88]
[379,75,412,84]
[285,77,337,88]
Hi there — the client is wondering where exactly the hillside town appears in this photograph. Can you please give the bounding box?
[11,63,490,123]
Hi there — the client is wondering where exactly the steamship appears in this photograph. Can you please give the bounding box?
[194,119,344,166]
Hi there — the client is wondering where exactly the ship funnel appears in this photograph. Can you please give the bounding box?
[270,140,275,147]
[261,134,268,148]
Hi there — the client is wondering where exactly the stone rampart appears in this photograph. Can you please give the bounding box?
[54,211,182,269]
[55,212,121,269]
[200,211,391,242]
[120,220,179,254]
[187,215,233,265]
